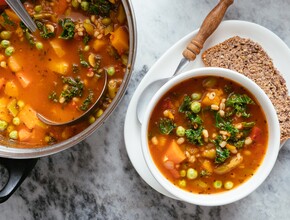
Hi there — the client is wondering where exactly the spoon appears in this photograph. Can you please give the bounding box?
[5,0,37,32]
[37,72,108,126]
[136,0,234,123]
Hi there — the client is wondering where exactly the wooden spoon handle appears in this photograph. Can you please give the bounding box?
[183,0,234,61]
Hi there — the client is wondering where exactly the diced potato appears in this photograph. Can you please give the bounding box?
[48,61,69,75]
[49,40,66,58]
[93,39,107,52]
[117,4,126,24]
[18,128,32,142]
[4,81,19,97]
[110,26,129,55]
[8,56,22,72]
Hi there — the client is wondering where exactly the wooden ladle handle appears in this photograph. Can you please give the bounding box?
[183,0,234,61]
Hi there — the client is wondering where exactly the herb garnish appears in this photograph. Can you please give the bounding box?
[79,90,94,111]
[60,77,84,102]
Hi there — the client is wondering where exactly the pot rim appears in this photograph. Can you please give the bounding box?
[0,0,137,159]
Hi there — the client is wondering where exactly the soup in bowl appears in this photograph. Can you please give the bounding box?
[141,67,280,205]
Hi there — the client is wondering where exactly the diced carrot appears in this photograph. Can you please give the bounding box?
[16,71,31,88]
[18,128,32,142]
[4,9,20,23]
[110,26,129,55]
[18,105,39,129]
[163,140,186,164]
[202,160,213,173]
[201,89,223,106]
[250,126,262,142]
[56,0,68,14]
[8,56,22,72]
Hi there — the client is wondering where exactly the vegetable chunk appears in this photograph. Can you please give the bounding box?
[163,140,186,164]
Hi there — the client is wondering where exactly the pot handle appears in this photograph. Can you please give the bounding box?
[0,158,38,203]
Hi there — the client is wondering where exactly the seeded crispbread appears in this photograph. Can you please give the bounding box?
[202,36,290,143]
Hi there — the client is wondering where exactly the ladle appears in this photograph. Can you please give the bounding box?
[37,72,108,126]
[136,0,234,123]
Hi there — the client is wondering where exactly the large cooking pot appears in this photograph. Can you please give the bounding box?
[0,0,137,203]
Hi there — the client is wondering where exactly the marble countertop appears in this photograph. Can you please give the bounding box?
[1,0,290,219]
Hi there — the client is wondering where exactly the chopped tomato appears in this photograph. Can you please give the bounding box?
[250,126,262,142]
[0,0,6,6]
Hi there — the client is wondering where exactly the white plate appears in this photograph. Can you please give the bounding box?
[124,20,290,198]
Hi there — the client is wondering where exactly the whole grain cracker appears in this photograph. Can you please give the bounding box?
[202,36,290,142]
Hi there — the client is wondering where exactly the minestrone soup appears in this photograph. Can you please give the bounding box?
[0,0,129,146]
[148,76,268,194]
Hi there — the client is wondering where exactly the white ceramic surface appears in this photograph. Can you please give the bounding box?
[141,67,280,206]
[124,20,290,199]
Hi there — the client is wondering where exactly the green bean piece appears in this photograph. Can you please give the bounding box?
[178,179,187,188]
[190,101,201,113]
[106,66,115,76]
[187,168,198,180]
[0,120,8,131]
[81,1,89,11]
[34,5,42,13]
[176,126,185,137]
[213,180,223,189]
[0,31,12,40]
[9,130,18,140]
[224,181,234,190]
[191,92,201,100]
[35,42,43,50]
[12,117,20,126]
[1,40,10,48]
[5,46,15,56]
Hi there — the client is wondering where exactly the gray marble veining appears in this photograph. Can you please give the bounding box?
[1,0,290,219]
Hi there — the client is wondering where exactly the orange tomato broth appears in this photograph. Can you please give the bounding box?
[0,0,129,147]
[148,76,268,194]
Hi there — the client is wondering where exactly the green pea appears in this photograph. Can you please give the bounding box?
[202,77,217,88]
[178,179,186,188]
[191,92,201,100]
[187,168,198,180]
[106,66,115,76]
[0,31,12,40]
[9,130,18,140]
[213,180,223,189]
[1,40,10,48]
[34,5,42,13]
[180,170,186,177]
[190,101,201,113]
[176,126,185,137]
[0,120,8,131]
[35,42,43,50]
[224,181,234,190]
[96,109,103,118]
[101,17,112,26]
[5,46,15,56]
[12,117,20,126]
[72,0,79,8]
[81,1,89,11]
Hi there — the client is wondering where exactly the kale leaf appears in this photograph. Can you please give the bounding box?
[158,118,176,135]
[215,146,230,163]
[186,112,203,126]
[88,0,113,17]
[215,113,239,141]
[226,94,255,118]
[179,95,191,113]
[59,18,75,40]
[1,12,16,26]
[185,127,203,145]
[80,90,94,111]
